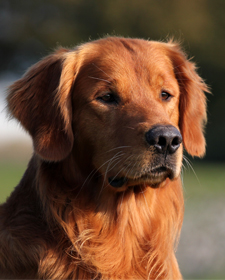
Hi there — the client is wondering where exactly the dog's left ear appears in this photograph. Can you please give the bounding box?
[7,49,77,161]
[167,42,210,157]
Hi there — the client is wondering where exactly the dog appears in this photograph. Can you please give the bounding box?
[0,37,208,279]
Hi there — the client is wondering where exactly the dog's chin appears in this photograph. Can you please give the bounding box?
[108,166,175,190]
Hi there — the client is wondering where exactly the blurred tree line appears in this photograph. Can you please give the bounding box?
[0,0,224,161]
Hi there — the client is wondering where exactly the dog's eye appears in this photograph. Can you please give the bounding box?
[161,91,172,101]
[97,93,118,104]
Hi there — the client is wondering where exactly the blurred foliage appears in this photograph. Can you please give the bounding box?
[0,0,225,160]
[0,162,27,203]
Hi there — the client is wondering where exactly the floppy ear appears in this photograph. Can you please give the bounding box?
[167,43,210,157]
[7,48,76,161]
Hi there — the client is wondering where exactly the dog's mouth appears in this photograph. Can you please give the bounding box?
[108,166,174,189]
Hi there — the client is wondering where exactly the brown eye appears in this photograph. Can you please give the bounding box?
[97,93,119,104]
[161,91,172,101]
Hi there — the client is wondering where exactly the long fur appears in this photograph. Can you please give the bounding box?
[0,37,208,279]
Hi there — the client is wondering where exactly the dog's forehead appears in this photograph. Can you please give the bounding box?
[77,38,175,85]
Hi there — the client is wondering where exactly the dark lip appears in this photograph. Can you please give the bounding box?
[149,165,169,174]
[108,177,128,188]
[108,165,174,188]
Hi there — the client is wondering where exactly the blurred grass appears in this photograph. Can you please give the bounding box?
[0,161,28,203]
[182,161,225,197]
[0,141,32,203]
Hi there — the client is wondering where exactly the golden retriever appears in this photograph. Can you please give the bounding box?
[0,37,208,279]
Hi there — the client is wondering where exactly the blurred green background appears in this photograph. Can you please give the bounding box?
[0,0,225,279]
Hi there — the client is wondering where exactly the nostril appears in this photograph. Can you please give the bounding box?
[158,136,167,147]
[169,132,182,154]
[172,136,180,147]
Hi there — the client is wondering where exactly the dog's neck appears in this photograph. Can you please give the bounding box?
[37,156,184,279]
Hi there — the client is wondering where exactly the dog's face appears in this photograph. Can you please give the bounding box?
[7,37,208,191]
[72,39,183,190]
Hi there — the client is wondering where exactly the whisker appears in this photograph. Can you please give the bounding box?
[123,161,133,178]
[103,165,127,190]
[120,154,139,180]
[74,151,124,199]
[180,164,185,186]
[101,153,135,192]
[103,146,131,154]
[92,63,113,79]
[99,153,126,196]
[183,155,202,187]
[126,154,142,179]
[88,76,111,84]
[104,157,124,175]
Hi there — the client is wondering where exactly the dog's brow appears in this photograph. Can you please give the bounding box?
[92,63,112,79]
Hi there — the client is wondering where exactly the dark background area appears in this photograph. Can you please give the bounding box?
[0,0,225,161]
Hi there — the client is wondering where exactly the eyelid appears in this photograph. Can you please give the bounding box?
[160,90,173,101]
[96,91,120,105]
[161,88,173,95]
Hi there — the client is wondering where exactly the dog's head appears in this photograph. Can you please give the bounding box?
[8,37,208,191]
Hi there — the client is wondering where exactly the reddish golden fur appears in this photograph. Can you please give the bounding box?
[0,37,208,279]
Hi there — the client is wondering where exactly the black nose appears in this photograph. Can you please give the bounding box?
[145,125,182,154]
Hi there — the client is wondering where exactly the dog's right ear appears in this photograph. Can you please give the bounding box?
[7,49,77,162]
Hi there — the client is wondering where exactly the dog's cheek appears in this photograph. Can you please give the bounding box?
[73,108,115,160]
